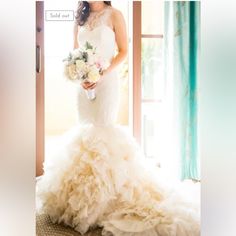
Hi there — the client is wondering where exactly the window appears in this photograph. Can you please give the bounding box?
[133,1,164,165]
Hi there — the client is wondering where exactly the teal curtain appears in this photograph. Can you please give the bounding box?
[164,1,200,180]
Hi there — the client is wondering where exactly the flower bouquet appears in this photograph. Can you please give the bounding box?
[63,41,108,100]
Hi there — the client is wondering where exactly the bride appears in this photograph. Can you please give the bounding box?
[38,1,200,235]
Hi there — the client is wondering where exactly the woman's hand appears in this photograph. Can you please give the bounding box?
[81,68,111,90]
[81,81,97,90]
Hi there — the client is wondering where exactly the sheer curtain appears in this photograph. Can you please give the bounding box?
[163,1,200,180]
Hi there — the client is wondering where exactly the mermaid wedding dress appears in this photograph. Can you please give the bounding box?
[37,7,200,236]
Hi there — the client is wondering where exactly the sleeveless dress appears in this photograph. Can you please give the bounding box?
[37,7,200,236]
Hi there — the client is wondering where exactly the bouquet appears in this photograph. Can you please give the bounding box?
[63,41,108,100]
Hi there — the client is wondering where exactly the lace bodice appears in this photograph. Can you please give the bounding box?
[77,6,120,126]
[84,6,113,31]
[78,6,116,63]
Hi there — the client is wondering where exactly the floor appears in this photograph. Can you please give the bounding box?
[36,213,102,236]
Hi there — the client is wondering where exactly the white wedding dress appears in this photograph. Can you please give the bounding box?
[38,7,200,236]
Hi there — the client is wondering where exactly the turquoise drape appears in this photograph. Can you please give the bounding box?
[164,1,200,180]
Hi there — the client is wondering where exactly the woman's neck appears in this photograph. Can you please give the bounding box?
[89,2,106,12]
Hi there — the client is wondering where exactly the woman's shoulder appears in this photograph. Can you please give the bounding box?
[108,6,124,20]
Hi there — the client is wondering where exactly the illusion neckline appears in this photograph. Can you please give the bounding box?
[84,6,113,32]
[90,5,111,14]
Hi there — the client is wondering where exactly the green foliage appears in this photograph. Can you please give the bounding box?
[82,52,88,62]
[85,41,93,50]
[62,52,73,62]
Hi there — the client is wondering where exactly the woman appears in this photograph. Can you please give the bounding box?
[38,2,200,235]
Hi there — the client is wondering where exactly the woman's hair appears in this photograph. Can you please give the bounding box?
[75,1,111,26]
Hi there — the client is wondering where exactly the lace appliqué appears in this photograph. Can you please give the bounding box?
[84,7,113,31]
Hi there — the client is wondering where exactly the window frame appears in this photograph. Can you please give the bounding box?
[133,1,164,145]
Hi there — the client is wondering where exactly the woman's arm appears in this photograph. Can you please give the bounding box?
[73,23,79,49]
[102,9,128,75]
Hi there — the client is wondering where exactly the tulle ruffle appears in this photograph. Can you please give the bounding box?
[37,124,200,236]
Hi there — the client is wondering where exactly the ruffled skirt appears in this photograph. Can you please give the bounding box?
[37,124,200,236]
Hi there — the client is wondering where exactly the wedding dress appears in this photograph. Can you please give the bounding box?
[37,6,200,236]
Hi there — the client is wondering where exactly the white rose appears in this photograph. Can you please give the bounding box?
[67,64,77,80]
[76,60,86,71]
[87,66,100,83]
[86,48,93,55]
[72,49,81,59]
